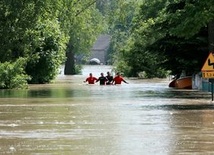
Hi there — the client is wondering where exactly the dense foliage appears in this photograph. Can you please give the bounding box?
[0,58,30,89]
[0,0,67,86]
[1,0,214,89]
[25,19,66,83]
[64,0,104,75]
[0,0,104,88]
[108,0,214,78]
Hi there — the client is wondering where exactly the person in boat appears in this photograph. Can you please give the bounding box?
[96,73,108,85]
[112,72,128,85]
[84,73,98,84]
[106,71,113,85]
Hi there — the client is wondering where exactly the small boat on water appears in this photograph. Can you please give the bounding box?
[169,79,176,87]
[89,58,101,65]
[175,76,192,89]
[169,76,192,89]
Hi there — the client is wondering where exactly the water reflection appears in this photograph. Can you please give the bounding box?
[0,65,213,155]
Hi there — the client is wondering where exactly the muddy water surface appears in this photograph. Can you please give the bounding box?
[0,65,214,155]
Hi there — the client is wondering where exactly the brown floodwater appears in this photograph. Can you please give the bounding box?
[0,65,214,155]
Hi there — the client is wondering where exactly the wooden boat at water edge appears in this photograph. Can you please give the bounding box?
[169,79,176,87]
[174,76,192,89]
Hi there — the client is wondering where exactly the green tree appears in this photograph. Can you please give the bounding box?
[105,0,143,67]
[25,19,67,83]
[0,0,105,87]
[63,0,104,75]
[0,58,30,89]
[0,0,68,85]
[116,0,214,77]
[150,0,212,75]
[0,0,43,62]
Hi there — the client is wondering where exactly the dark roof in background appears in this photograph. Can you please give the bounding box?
[92,34,111,51]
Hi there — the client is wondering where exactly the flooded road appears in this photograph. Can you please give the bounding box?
[0,65,214,155]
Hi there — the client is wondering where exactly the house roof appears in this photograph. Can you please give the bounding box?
[92,34,111,51]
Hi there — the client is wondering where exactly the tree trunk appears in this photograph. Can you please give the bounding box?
[64,40,75,75]
[208,21,214,52]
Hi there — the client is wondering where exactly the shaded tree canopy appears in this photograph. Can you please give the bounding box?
[112,0,214,77]
[0,0,105,87]
[1,0,214,88]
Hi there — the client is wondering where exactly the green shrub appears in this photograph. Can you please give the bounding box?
[0,58,30,89]
[114,60,131,76]
[25,20,67,84]
[75,64,83,74]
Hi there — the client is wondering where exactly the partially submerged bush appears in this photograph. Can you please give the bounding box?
[0,58,30,89]
[25,20,66,84]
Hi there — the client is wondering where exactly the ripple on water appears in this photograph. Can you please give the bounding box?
[0,65,213,155]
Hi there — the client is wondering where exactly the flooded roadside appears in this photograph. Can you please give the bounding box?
[0,65,214,155]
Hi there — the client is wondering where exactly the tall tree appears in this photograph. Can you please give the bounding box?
[0,0,68,84]
[115,0,214,77]
[63,0,104,75]
[104,0,143,67]
[0,0,43,62]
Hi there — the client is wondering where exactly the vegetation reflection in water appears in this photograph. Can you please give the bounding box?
[0,86,211,100]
